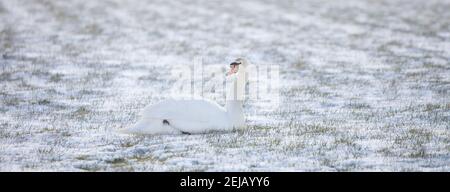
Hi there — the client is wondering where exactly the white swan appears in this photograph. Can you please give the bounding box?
[122,58,248,135]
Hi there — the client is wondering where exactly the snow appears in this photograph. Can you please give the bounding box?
[1,0,449,171]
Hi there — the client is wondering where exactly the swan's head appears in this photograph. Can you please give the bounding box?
[225,58,248,102]
[227,58,248,76]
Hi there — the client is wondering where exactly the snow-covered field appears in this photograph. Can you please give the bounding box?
[1,0,449,171]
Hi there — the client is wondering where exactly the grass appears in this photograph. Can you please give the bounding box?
[105,158,127,164]
[294,123,337,136]
[392,128,433,159]
[345,102,371,109]
[75,155,89,161]
[74,164,102,172]
[49,73,62,82]
[1,0,449,171]
[73,106,90,119]
[424,103,442,112]
[2,97,21,106]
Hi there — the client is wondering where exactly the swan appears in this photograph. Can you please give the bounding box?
[122,58,248,135]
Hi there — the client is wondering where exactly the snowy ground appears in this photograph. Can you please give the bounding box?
[1,0,449,171]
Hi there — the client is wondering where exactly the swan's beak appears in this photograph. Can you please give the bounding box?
[227,62,240,76]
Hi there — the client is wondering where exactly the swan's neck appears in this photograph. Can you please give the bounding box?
[225,69,246,128]
[226,69,246,101]
[225,100,245,128]
[226,100,243,113]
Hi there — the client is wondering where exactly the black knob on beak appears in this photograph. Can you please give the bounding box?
[230,61,241,66]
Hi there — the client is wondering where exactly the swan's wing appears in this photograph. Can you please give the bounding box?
[139,99,230,132]
[141,99,225,120]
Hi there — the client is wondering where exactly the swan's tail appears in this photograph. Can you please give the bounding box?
[118,120,149,134]
[118,119,178,135]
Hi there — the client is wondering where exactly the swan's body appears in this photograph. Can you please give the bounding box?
[125,99,244,134]
[122,58,248,135]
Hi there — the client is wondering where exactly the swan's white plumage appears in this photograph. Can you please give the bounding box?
[126,99,232,134]
[122,58,248,135]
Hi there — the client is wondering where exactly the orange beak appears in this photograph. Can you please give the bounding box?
[227,65,239,76]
